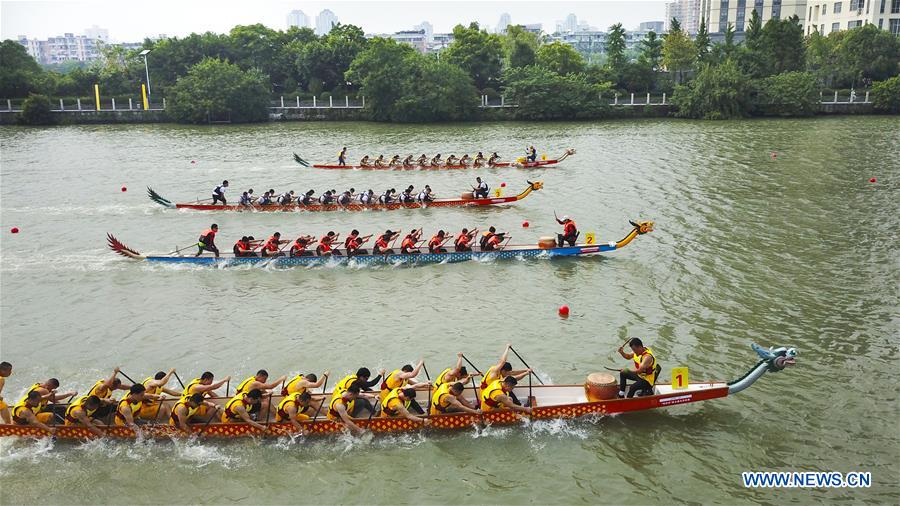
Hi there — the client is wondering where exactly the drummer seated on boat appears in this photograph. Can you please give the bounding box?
[400,230,422,255]
[556,215,578,247]
[617,338,659,398]
[317,231,342,256]
[195,224,220,258]
[299,190,316,206]
[290,235,315,257]
[277,190,295,205]
[234,236,258,257]
[221,389,267,430]
[431,382,480,416]
[455,228,476,252]
[473,177,489,198]
[381,388,429,424]
[345,230,370,257]
[12,391,56,434]
[416,185,434,202]
[428,230,449,253]
[63,395,104,436]
[169,393,215,434]
[261,232,288,257]
[473,152,485,167]
[328,383,369,436]
[276,391,313,431]
[374,230,399,255]
[481,377,532,415]
[212,180,229,205]
[359,155,371,167]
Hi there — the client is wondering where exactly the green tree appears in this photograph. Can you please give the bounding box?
[618,59,655,92]
[605,23,627,72]
[391,55,479,122]
[756,16,805,76]
[168,58,270,123]
[0,40,45,97]
[503,65,610,120]
[695,18,711,65]
[535,41,585,75]
[755,71,819,116]
[141,32,235,93]
[671,59,754,119]
[669,18,682,33]
[710,23,737,65]
[805,30,845,87]
[18,93,56,125]
[346,38,417,119]
[444,22,504,90]
[746,9,762,50]
[504,25,539,68]
[296,24,368,92]
[837,24,900,86]
[663,25,695,83]
[871,76,900,113]
[639,31,663,71]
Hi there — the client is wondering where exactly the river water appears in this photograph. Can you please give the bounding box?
[0,117,897,504]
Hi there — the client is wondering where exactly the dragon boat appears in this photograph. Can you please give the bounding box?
[0,344,796,440]
[106,220,654,268]
[296,149,575,170]
[146,181,543,212]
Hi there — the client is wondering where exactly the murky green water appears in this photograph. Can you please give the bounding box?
[0,117,898,504]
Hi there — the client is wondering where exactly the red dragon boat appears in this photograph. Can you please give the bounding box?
[297,149,576,170]
[147,181,543,212]
[0,344,796,440]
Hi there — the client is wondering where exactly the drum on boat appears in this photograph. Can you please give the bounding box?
[538,236,556,249]
[585,373,618,401]
[460,192,475,200]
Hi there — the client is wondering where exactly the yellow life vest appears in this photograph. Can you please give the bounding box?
[169,400,200,426]
[182,378,204,399]
[222,395,249,422]
[380,370,407,401]
[142,377,161,395]
[431,383,455,414]
[328,393,355,420]
[235,376,256,395]
[381,388,410,417]
[334,374,358,396]
[434,368,453,388]
[64,396,98,425]
[633,347,657,385]
[480,366,501,389]
[480,379,506,412]
[284,375,307,395]
[12,400,36,424]
[19,382,49,407]
[115,396,142,424]
[87,380,111,400]
[276,393,307,422]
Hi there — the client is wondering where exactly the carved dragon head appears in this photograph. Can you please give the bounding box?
[526,180,544,191]
[751,343,798,372]
[629,220,655,234]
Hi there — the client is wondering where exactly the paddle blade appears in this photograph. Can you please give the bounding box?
[147,187,175,208]
[107,233,144,259]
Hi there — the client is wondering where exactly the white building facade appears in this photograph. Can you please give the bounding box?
[390,30,427,53]
[666,0,703,33]
[315,9,338,35]
[804,0,900,35]
[497,13,512,33]
[700,0,807,33]
[17,33,104,65]
[287,10,309,29]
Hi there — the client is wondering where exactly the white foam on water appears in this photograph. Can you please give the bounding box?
[170,437,241,469]
[0,437,57,473]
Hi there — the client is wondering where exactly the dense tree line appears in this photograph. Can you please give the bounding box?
[2,15,898,123]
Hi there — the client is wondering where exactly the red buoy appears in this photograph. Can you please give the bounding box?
[771,152,777,159]
[10,227,19,234]
[500,182,506,188]
[522,221,530,228]
[558,305,570,317]
[121,186,127,192]
[869,177,877,183]
[191,160,196,164]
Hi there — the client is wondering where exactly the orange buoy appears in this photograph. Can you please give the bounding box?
[10,227,19,234]
[558,305,570,317]
[522,221,529,228]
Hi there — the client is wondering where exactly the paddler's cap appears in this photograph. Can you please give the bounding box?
[562,215,570,221]
[327,231,335,236]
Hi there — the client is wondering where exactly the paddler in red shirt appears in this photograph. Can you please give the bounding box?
[556,214,578,247]
[454,228,476,252]
[195,224,219,257]
[345,229,371,257]
[289,235,315,257]
[316,231,341,256]
[374,229,400,255]
[260,232,288,257]
[428,230,449,253]
[400,229,422,255]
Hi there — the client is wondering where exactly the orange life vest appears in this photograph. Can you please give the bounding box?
[263,236,279,252]
[564,220,577,236]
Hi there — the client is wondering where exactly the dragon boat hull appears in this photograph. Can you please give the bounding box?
[147,182,543,212]
[107,221,655,268]
[296,149,576,170]
[0,343,796,440]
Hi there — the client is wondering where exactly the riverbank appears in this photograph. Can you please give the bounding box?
[0,102,883,125]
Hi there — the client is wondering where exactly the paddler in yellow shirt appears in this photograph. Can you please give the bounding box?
[140,368,181,422]
[233,369,287,420]
[481,376,532,415]
[379,359,427,405]
[0,361,12,423]
[12,391,56,434]
[430,382,481,416]
[381,387,429,425]
[433,353,479,389]
[480,344,533,406]
[282,371,329,417]
[276,391,313,432]
[64,395,104,436]
[169,393,217,434]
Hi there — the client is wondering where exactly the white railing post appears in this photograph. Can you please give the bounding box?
[646,92,650,104]
[864,91,869,103]
[630,93,634,105]
[280,96,284,108]
[6,99,11,110]
[614,94,618,105]
[329,95,333,108]
[345,96,349,107]
[162,98,166,109]
[77,98,82,110]
[296,96,300,107]
[501,95,504,106]
[662,93,666,104]
[129,98,133,110]
[362,96,365,108]
[313,96,317,108]
[60,98,64,110]
[834,90,838,102]
[819,91,823,102]
[111,98,116,110]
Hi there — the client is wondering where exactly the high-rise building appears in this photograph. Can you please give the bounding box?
[700,0,807,33]
[666,0,702,33]
[414,21,434,42]
[497,12,512,33]
[391,30,427,53]
[639,21,666,32]
[315,9,338,35]
[556,13,579,33]
[84,25,109,42]
[522,23,543,34]
[803,0,900,36]
[17,33,104,64]
[286,10,309,29]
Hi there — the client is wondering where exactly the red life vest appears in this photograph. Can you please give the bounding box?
[564,221,577,236]
[456,233,471,247]
[263,236,279,252]
[293,239,307,251]
[318,236,332,252]
[234,240,249,251]
[376,235,390,249]
[488,235,502,247]
[429,236,442,248]
[401,236,416,250]
[200,229,216,242]
[346,236,360,249]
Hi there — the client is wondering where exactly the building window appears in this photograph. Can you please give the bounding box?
[720,0,730,32]
[848,20,863,27]
[832,21,841,31]
[893,0,900,13]
[772,0,782,19]
[878,18,883,28]
[850,0,863,9]
[821,23,825,32]
[810,5,813,17]
[823,3,829,14]
[736,0,746,31]
[891,19,900,34]
[834,1,843,11]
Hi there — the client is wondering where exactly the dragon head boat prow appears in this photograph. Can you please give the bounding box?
[629,220,654,234]
[527,180,544,191]
[728,342,798,395]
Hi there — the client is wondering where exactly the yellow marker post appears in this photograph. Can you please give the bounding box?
[585,232,596,245]
[493,188,502,197]
[94,84,101,111]
[671,367,689,390]
[141,84,149,111]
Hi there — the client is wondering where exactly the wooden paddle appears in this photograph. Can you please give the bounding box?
[118,370,138,385]
[309,375,329,424]
[173,371,186,389]
[509,346,544,385]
